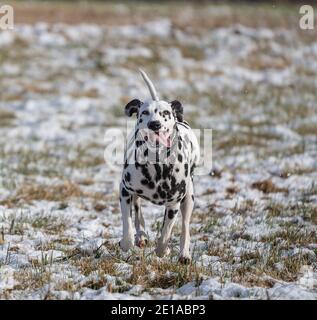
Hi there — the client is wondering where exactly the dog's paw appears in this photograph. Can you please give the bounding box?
[155,246,170,258]
[178,255,192,265]
[119,238,134,252]
[135,231,148,248]
[135,237,148,248]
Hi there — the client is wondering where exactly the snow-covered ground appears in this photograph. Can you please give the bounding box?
[0,4,316,300]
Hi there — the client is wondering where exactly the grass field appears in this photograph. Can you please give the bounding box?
[0,1,316,299]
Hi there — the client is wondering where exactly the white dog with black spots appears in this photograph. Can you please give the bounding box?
[119,69,200,264]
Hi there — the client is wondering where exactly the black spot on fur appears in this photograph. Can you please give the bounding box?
[136,140,144,148]
[148,181,155,189]
[162,181,169,191]
[141,179,148,185]
[159,190,166,199]
[190,164,196,176]
[122,180,133,191]
[136,189,143,194]
[153,193,159,199]
[141,165,151,181]
[126,198,131,204]
[168,209,177,219]
[134,128,139,139]
[125,172,131,182]
[191,194,194,201]
[184,163,189,177]
[178,154,183,162]
[121,187,129,197]
[162,164,173,180]
[179,180,186,194]
[154,164,162,182]
[162,209,167,227]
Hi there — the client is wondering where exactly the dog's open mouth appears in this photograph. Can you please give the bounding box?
[138,129,171,148]
[149,130,171,148]
[155,131,172,147]
[137,129,173,148]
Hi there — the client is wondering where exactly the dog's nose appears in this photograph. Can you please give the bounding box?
[148,121,162,131]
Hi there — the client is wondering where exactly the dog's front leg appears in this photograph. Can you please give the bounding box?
[133,195,148,248]
[119,183,134,252]
[156,203,180,257]
[179,180,194,264]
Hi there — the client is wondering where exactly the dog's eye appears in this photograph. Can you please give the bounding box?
[142,110,150,116]
[163,110,170,116]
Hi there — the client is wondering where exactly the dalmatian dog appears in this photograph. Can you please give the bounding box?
[119,69,200,264]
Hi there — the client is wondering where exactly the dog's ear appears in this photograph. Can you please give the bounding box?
[171,100,184,122]
[125,99,142,117]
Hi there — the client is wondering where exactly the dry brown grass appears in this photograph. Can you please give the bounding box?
[0,211,68,236]
[0,109,16,127]
[128,257,204,289]
[73,256,117,279]
[239,45,291,71]
[251,179,289,194]
[14,268,52,291]
[0,180,83,207]
[205,234,315,287]
[261,227,317,247]
[0,178,118,209]
[295,123,317,136]
[7,1,304,31]
[1,0,316,299]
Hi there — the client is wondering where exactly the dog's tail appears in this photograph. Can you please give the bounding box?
[139,68,159,101]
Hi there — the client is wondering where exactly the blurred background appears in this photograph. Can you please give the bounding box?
[0,1,316,300]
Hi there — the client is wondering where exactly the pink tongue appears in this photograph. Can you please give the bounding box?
[149,132,171,147]
[159,132,171,147]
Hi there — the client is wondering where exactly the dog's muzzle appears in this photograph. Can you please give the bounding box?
[147,121,162,131]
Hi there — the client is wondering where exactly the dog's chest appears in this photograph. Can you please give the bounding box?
[122,122,198,205]
[123,160,190,205]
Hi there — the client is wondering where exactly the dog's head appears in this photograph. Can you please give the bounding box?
[124,69,183,148]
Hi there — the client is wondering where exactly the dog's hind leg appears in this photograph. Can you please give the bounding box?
[155,203,180,257]
[119,183,134,252]
[179,180,194,264]
[133,195,148,248]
